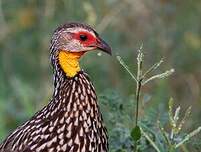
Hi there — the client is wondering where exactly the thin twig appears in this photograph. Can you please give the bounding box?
[141,128,161,152]
[116,55,137,82]
[142,58,163,79]
[142,69,175,85]
[175,127,201,148]
[135,46,143,127]
[170,106,181,139]
[135,79,142,127]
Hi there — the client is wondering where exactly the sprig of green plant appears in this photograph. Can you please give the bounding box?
[116,45,174,151]
[116,46,201,152]
[156,98,201,151]
[168,98,192,140]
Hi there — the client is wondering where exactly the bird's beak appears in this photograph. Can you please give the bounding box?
[96,37,112,55]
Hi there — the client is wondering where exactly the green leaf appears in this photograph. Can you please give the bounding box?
[131,126,141,141]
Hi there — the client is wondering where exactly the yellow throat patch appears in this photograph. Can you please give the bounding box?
[58,51,84,77]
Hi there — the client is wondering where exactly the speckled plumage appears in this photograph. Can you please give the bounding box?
[0,22,109,152]
[0,70,108,152]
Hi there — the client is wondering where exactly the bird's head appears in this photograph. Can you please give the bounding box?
[50,22,112,77]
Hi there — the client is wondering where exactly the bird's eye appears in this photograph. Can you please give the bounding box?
[79,34,88,41]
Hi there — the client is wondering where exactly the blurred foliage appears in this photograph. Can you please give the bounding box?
[0,0,201,151]
[99,91,201,151]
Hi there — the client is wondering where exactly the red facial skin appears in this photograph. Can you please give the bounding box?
[73,31,97,47]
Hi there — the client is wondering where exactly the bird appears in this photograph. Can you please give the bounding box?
[0,22,112,152]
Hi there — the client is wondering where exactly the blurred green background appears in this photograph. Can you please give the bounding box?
[0,0,201,151]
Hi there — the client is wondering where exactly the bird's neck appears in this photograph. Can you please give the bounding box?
[58,51,85,78]
[52,50,85,96]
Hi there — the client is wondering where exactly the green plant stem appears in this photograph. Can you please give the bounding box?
[135,49,143,127]
[141,128,161,152]
[175,126,201,148]
[116,55,137,82]
[134,50,143,152]
[135,79,142,127]
[134,79,142,152]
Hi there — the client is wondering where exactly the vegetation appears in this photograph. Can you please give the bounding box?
[0,0,201,151]
[103,48,201,151]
